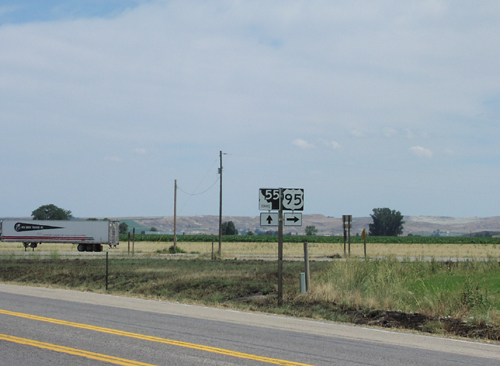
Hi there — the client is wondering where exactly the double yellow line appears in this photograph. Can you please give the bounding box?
[0,333,154,366]
[0,309,315,366]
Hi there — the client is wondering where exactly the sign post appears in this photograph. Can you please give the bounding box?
[259,187,304,306]
[277,188,284,307]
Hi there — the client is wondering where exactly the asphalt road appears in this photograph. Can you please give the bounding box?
[0,284,499,366]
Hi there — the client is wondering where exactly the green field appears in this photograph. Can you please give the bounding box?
[122,234,500,244]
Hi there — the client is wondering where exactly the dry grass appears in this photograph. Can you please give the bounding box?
[1,241,499,259]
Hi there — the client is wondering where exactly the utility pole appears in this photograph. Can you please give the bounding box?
[218,151,223,256]
[278,188,284,306]
[173,179,177,250]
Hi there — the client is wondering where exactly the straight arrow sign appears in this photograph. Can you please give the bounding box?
[260,212,279,226]
[284,213,302,226]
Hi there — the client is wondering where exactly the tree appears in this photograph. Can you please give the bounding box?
[305,225,318,236]
[368,208,404,236]
[119,222,129,235]
[32,204,72,220]
[221,221,238,235]
[150,227,158,232]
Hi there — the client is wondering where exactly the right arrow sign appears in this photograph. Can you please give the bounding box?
[284,213,302,226]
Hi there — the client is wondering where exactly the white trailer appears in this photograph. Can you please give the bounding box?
[0,220,119,252]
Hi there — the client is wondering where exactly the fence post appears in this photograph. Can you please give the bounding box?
[128,232,130,255]
[303,242,310,292]
[105,249,109,291]
[132,228,135,257]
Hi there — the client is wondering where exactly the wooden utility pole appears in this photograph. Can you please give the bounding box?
[218,151,223,256]
[173,179,177,250]
[278,188,284,306]
[343,215,352,257]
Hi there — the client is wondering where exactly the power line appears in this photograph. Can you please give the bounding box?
[177,177,219,196]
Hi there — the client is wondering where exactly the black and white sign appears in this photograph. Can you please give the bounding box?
[284,213,302,226]
[259,188,304,211]
[259,188,280,210]
[282,188,304,211]
[260,212,279,226]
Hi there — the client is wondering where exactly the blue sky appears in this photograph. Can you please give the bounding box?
[1,1,500,219]
[0,1,146,24]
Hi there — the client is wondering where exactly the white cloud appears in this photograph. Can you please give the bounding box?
[410,146,433,158]
[323,140,341,149]
[292,139,315,149]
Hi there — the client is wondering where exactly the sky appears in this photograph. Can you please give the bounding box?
[1,0,500,219]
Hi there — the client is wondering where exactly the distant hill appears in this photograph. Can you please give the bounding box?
[116,215,500,237]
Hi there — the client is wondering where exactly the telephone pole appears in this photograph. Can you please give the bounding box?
[218,151,223,256]
[173,179,177,250]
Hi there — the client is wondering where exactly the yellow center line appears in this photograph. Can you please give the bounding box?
[0,309,315,366]
[0,333,158,366]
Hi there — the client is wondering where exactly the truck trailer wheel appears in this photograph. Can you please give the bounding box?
[94,244,103,252]
[85,244,93,252]
[77,244,85,252]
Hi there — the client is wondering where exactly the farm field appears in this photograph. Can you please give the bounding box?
[1,240,499,259]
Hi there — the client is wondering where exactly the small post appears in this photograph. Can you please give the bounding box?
[362,229,367,259]
[348,217,351,257]
[132,228,135,257]
[342,215,347,257]
[211,241,214,260]
[300,273,306,294]
[105,249,109,291]
[128,232,131,255]
[303,242,310,292]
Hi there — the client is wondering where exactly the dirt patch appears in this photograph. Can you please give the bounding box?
[351,309,500,341]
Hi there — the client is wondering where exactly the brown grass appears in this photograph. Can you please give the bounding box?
[1,241,499,259]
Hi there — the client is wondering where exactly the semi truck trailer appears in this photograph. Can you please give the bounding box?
[0,219,119,252]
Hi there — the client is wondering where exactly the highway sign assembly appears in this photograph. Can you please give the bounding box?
[260,212,279,226]
[258,187,305,307]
